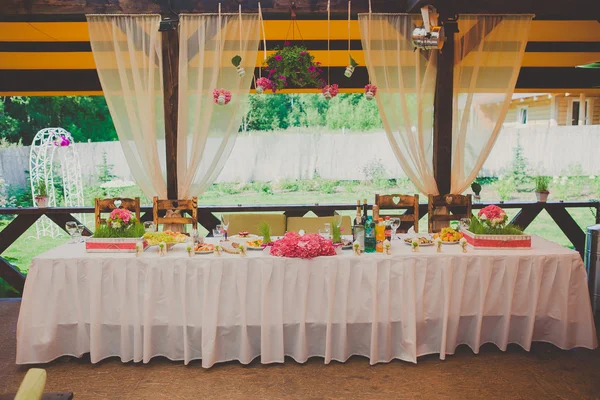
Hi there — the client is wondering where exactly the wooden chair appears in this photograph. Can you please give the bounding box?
[375,194,420,233]
[428,194,472,233]
[153,196,198,231]
[94,197,140,229]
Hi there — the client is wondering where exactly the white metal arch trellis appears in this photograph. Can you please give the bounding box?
[29,128,85,238]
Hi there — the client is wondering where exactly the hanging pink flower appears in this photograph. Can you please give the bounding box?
[274,55,283,61]
[284,41,291,46]
[365,83,378,100]
[270,232,336,259]
[213,88,232,105]
[255,77,272,94]
[322,84,339,100]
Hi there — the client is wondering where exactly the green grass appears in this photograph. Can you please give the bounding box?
[94,222,145,238]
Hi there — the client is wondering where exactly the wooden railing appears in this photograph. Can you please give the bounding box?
[0,201,598,295]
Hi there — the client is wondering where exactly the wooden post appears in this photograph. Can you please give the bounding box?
[579,93,586,125]
[162,27,179,200]
[433,17,457,196]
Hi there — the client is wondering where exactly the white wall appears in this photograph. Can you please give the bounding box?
[1,125,599,188]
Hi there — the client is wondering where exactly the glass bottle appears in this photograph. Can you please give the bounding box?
[364,216,376,253]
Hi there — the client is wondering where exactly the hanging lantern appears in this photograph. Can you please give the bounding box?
[364,84,377,101]
[231,55,245,77]
[213,89,232,105]
[322,84,339,101]
[256,77,273,94]
[344,55,358,78]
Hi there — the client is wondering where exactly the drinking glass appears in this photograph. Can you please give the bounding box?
[144,221,155,232]
[76,224,85,242]
[213,227,224,239]
[221,215,230,234]
[65,221,78,244]
[333,214,342,228]
[319,223,331,240]
[459,218,471,232]
[390,218,401,240]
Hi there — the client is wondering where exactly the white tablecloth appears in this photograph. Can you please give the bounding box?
[17,236,597,367]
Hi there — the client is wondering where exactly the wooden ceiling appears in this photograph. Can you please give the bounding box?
[0,0,599,95]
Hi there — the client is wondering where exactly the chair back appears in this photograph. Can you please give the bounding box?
[427,194,472,233]
[286,216,352,235]
[94,197,140,229]
[225,213,287,236]
[375,194,419,233]
[153,197,198,231]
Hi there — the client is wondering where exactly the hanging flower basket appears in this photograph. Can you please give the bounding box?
[231,55,245,77]
[213,89,232,105]
[365,84,377,101]
[264,43,324,92]
[255,77,273,94]
[322,84,339,101]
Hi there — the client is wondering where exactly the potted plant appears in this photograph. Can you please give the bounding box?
[534,175,550,202]
[263,42,323,92]
[34,180,49,208]
[471,181,482,202]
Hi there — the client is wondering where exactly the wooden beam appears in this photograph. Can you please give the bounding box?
[406,0,435,12]
[0,257,25,294]
[0,214,41,254]
[433,18,457,195]
[162,27,179,200]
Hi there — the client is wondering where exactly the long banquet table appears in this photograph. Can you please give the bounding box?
[17,236,597,367]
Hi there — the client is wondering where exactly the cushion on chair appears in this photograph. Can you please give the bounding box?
[15,368,46,400]
[225,214,287,236]
[286,216,352,234]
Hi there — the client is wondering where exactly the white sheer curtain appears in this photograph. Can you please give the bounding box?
[451,15,532,194]
[358,14,438,195]
[178,14,260,198]
[87,15,167,198]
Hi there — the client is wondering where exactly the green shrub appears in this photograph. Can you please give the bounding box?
[317,180,338,194]
[260,182,273,195]
[298,179,317,192]
[279,179,299,192]
[494,177,516,201]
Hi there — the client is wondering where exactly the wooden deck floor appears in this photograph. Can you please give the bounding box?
[1,299,599,400]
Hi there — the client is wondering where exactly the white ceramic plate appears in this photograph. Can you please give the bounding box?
[195,250,214,254]
[229,234,260,244]
[403,241,434,247]
[246,246,264,251]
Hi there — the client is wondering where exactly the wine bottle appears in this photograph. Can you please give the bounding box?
[355,200,362,225]
[364,216,376,253]
[362,198,368,225]
[353,202,365,250]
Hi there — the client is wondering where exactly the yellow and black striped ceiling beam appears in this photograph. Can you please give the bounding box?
[0,19,599,95]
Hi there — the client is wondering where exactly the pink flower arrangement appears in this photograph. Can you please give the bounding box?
[213,88,232,105]
[478,205,508,227]
[365,84,377,96]
[322,84,339,100]
[270,232,336,259]
[255,77,273,94]
[107,208,136,229]
[54,135,71,147]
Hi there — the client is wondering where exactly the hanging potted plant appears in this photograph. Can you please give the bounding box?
[213,89,232,106]
[322,84,339,101]
[344,55,358,78]
[264,42,323,92]
[365,84,377,100]
[35,180,49,208]
[255,77,273,94]
[231,55,245,77]
[534,175,550,202]
[471,181,482,202]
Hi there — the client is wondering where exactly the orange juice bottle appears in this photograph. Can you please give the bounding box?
[375,218,385,253]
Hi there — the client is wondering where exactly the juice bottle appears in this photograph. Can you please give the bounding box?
[375,218,385,253]
[384,216,392,242]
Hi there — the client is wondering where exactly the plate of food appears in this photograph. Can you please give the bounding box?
[229,231,260,244]
[219,240,242,254]
[194,243,214,254]
[433,227,463,244]
[143,230,188,246]
[246,238,264,250]
[403,236,434,246]
[340,239,353,250]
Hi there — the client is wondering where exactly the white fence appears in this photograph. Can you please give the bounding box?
[0,125,598,188]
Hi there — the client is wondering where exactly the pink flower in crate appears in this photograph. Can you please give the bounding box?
[478,205,507,227]
[107,208,135,228]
